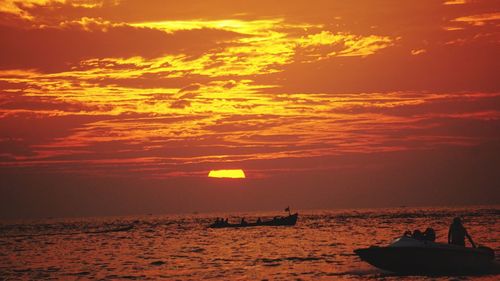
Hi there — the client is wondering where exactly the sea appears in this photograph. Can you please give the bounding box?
[1,206,499,280]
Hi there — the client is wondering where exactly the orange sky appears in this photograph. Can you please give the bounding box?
[1,0,499,218]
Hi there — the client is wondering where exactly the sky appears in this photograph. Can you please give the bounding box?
[0,0,499,219]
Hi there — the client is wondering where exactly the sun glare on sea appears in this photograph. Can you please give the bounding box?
[208,169,246,178]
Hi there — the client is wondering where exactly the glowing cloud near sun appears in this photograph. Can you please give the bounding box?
[208,169,246,178]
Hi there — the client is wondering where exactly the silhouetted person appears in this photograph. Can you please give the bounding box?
[241,218,247,225]
[224,218,228,225]
[256,217,262,224]
[412,229,424,240]
[448,217,476,247]
[423,227,436,242]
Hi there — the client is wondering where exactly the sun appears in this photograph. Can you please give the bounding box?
[208,169,246,178]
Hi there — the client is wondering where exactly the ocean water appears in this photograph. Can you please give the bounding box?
[1,206,498,280]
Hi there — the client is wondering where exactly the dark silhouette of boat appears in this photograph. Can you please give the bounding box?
[87,224,134,234]
[209,213,298,228]
[354,236,495,275]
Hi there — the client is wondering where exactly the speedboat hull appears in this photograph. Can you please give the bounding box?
[355,237,495,274]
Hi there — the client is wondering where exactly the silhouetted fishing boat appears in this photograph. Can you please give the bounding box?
[209,213,298,228]
[354,236,495,274]
[87,225,134,234]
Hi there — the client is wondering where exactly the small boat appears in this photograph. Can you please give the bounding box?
[209,213,298,228]
[354,235,495,275]
[87,225,134,234]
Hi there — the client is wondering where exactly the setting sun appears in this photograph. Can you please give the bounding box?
[208,169,246,178]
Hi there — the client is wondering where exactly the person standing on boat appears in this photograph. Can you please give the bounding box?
[448,217,476,248]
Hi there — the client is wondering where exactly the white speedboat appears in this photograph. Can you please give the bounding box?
[354,236,495,274]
